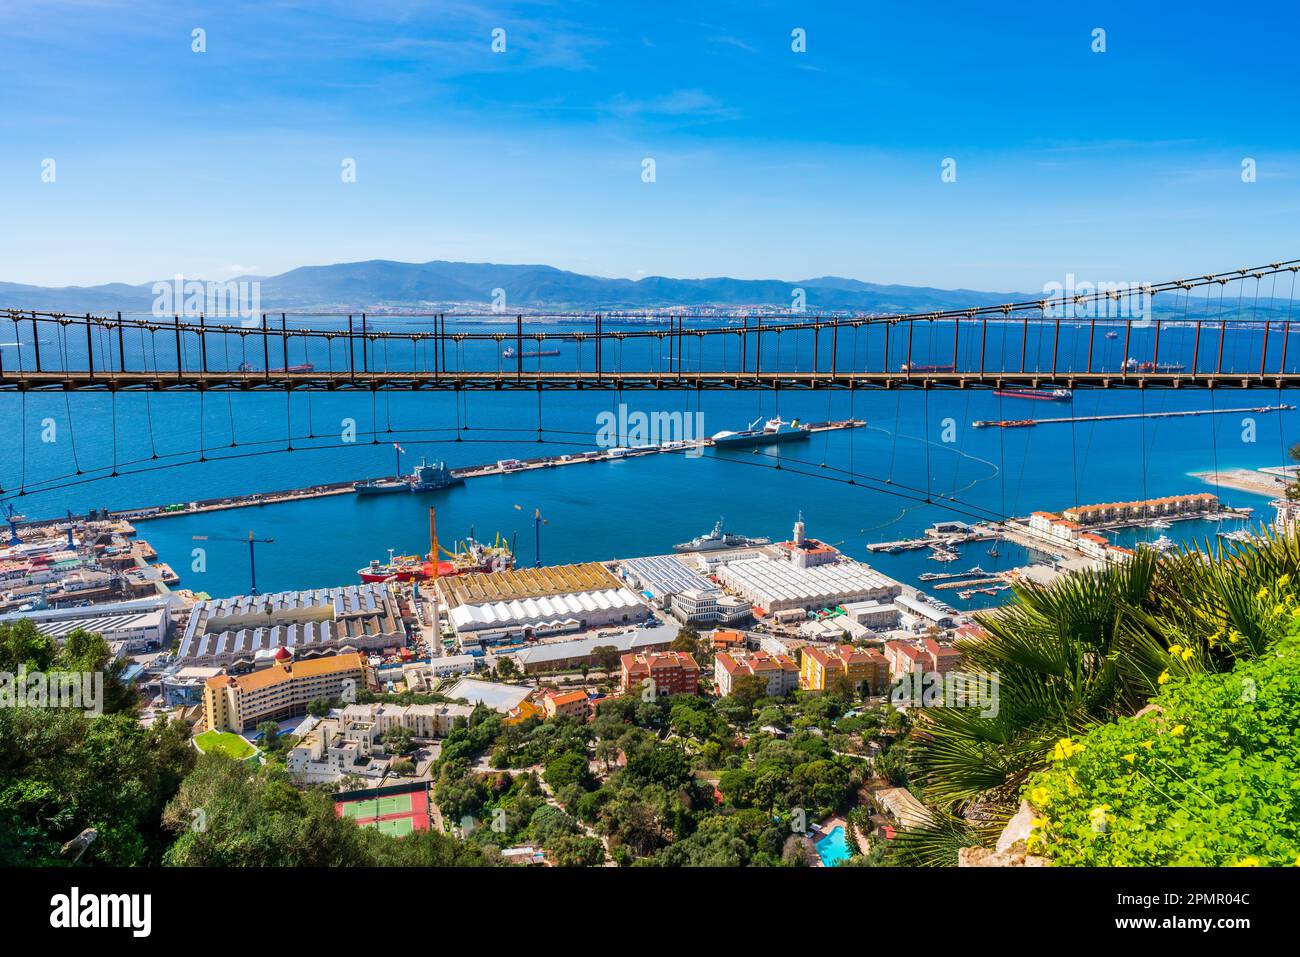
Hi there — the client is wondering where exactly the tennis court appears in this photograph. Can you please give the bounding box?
[334,786,430,836]
[372,816,415,837]
[339,793,413,819]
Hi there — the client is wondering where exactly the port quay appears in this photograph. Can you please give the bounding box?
[52,418,865,526]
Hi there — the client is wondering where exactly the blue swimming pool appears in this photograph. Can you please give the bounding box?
[815,825,852,867]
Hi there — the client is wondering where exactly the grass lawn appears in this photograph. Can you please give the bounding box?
[194,730,257,760]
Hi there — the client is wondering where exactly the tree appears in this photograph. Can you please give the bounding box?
[307,698,332,717]
[728,674,769,712]
[550,834,605,867]
[495,656,519,680]
[257,721,280,750]
[592,645,621,675]
[544,752,594,792]
[385,725,415,756]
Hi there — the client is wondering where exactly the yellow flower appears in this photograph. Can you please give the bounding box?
[1030,786,1051,808]
[1278,574,1291,588]
[1168,644,1182,657]
[1180,647,1194,662]
[1141,740,1154,749]
[1052,737,1085,761]
[1157,670,1171,685]
[1294,854,1300,866]
[1233,856,1261,867]
[1256,586,1269,600]
[1122,753,1136,763]
[1170,724,1186,737]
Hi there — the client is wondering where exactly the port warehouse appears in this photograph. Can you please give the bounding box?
[617,555,751,624]
[178,582,403,667]
[619,555,715,602]
[440,562,651,647]
[496,622,680,674]
[713,557,902,614]
[0,597,171,654]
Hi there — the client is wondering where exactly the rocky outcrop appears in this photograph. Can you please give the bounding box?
[957,799,1050,867]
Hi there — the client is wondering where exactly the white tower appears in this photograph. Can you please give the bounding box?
[793,511,806,547]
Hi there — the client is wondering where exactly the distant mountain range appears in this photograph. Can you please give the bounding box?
[0,259,1033,314]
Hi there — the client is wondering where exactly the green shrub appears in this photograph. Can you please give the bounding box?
[1024,626,1300,866]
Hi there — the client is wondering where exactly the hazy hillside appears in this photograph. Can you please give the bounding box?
[0,259,1030,314]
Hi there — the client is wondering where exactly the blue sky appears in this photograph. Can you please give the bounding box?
[1,0,1297,290]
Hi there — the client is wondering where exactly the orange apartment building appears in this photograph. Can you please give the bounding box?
[620,650,700,696]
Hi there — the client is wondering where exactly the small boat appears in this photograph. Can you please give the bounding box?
[353,478,407,495]
[503,347,561,359]
[993,388,1072,402]
[1105,331,1119,340]
[900,362,956,374]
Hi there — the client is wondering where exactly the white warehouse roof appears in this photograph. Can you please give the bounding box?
[717,557,900,608]
[448,587,646,632]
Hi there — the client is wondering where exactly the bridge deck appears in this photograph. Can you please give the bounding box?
[2,370,1297,391]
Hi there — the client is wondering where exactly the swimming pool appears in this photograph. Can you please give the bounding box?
[815,825,852,867]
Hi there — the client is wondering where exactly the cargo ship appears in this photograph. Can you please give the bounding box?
[1123,358,1186,373]
[972,418,1037,429]
[993,388,1072,401]
[711,417,810,448]
[237,361,315,373]
[900,362,956,373]
[503,347,561,358]
[674,518,771,553]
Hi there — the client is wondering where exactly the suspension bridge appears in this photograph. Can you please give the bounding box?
[2,259,1299,392]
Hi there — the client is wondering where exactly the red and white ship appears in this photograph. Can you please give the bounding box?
[357,508,513,583]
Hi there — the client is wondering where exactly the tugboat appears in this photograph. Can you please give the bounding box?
[711,417,811,448]
[503,346,561,358]
[674,518,771,553]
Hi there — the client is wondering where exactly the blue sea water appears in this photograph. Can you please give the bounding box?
[0,316,1294,600]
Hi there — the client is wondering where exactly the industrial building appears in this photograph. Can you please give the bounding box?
[443,677,536,714]
[715,557,901,615]
[178,583,404,667]
[442,562,650,646]
[619,554,715,604]
[499,623,679,674]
